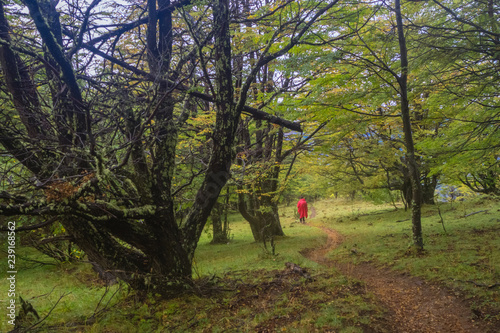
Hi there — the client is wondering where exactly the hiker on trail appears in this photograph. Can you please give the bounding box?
[297,196,308,224]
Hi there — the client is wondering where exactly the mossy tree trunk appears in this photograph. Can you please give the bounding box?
[236,118,326,242]
[236,120,285,242]
[400,166,437,207]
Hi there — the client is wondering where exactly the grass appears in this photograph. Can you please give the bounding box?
[311,196,500,320]
[0,196,498,331]
[194,215,326,275]
[0,248,122,332]
[0,209,375,332]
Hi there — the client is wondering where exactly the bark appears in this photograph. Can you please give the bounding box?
[236,120,285,242]
[400,165,436,206]
[238,193,268,242]
[142,0,193,290]
[0,1,46,175]
[62,217,149,287]
[422,174,438,204]
[24,0,87,142]
[238,188,284,242]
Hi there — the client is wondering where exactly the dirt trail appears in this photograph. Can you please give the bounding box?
[301,226,491,333]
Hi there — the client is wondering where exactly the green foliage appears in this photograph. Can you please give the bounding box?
[273,0,500,202]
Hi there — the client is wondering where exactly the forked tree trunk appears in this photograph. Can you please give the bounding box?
[237,123,285,242]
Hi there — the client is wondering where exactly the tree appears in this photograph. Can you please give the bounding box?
[209,189,231,244]
[235,116,324,241]
[0,0,337,294]
[408,0,500,196]
[287,0,427,247]
[236,120,286,241]
[394,0,423,249]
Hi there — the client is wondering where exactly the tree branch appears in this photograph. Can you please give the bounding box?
[80,44,302,131]
[0,217,57,232]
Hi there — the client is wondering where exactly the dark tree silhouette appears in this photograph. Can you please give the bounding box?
[0,0,336,295]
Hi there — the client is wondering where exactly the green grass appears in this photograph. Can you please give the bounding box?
[1,196,498,331]
[194,216,326,275]
[0,248,122,332]
[0,209,375,332]
[312,197,500,320]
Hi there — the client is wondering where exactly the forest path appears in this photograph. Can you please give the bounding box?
[301,225,490,333]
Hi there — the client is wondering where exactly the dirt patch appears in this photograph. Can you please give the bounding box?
[299,226,343,265]
[301,225,495,333]
[309,205,317,218]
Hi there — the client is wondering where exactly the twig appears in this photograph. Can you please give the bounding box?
[0,250,57,266]
[37,235,74,245]
[30,286,57,300]
[92,285,110,315]
[436,202,447,233]
[23,293,70,332]
[457,280,500,289]
[0,217,57,232]
[91,284,122,318]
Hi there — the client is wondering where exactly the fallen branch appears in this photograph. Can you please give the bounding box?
[285,262,311,280]
[457,280,500,289]
[464,210,489,218]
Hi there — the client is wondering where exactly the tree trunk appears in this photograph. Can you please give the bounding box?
[236,119,285,241]
[211,202,229,244]
[422,174,438,204]
[395,0,424,250]
[181,0,238,260]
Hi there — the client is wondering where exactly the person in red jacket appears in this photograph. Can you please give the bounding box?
[297,196,308,223]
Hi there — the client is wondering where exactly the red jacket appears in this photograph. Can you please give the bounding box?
[297,198,308,218]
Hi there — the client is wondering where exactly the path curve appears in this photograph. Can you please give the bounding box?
[301,226,492,333]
